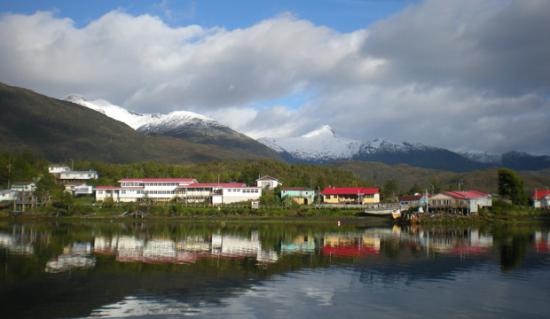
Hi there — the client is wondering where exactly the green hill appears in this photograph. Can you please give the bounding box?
[336,160,550,194]
[0,82,280,163]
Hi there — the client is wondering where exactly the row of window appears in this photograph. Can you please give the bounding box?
[226,189,259,193]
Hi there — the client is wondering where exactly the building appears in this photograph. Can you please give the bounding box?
[11,182,36,192]
[95,178,197,202]
[399,194,429,207]
[256,176,281,190]
[0,190,18,202]
[429,190,492,213]
[321,187,380,205]
[177,183,262,205]
[48,164,71,175]
[532,189,550,208]
[281,188,316,205]
[73,184,94,196]
[58,170,98,185]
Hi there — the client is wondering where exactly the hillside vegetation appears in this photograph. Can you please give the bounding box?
[0,82,279,163]
[336,161,550,194]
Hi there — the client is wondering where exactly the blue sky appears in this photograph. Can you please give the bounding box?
[0,0,416,32]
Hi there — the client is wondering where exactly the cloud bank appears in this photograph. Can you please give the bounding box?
[1,0,549,153]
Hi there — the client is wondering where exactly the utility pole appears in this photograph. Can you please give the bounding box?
[7,162,12,189]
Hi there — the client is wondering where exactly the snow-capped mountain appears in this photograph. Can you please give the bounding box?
[259,125,362,161]
[258,125,434,161]
[65,95,214,130]
[258,125,495,171]
[65,95,279,157]
[460,151,502,164]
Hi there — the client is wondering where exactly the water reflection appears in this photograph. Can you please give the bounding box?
[0,221,549,318]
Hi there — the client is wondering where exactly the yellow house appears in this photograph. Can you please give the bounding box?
[321,187,380,205]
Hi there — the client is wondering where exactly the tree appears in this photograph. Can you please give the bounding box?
[382,180,399,202]
[498,168,528,205]
[35,173,62,207]
[408,183,422,195]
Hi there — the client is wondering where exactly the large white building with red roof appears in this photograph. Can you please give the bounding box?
[95,178,262,205]
[532,189,550,208]
[321,187,380,205]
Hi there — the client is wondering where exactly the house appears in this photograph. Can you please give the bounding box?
[73,184,94,196]
[176,183,262,205]
[11,182,36,192]
[321,187,380,205]
[399,194,429,207]
[0,190,18,202]
[532,189,550,208]
[58,170,98,184]
[48,164,71,175]
[256,176,281,190]
[281,188,316,205]
[429,190,492,213]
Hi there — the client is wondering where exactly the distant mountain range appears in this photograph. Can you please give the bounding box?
[258,125,550,172]
[2,82,549,171]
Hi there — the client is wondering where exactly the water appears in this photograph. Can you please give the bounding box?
[1,220,549,318]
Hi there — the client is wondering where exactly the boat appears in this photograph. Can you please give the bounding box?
[363,205,401,218]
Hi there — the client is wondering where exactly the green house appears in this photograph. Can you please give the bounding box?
[281,188,316,205]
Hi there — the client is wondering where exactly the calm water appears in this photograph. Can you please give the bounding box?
[1,219,550,318]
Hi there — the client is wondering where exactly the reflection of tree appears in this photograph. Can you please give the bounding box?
[500,235,529,272]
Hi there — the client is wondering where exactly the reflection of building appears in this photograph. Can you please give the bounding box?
[322,232,380,257]
[535,231,550,252]
[211,233,278,262]
[0,231,34,255]
[281,235,316,253]
[45,242,96,273]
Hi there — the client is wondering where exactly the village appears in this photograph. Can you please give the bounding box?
[0,163,549,215]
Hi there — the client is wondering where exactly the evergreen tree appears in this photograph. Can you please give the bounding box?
[498,168,528,205]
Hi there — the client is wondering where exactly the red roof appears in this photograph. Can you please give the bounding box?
[533,189,550,200]
[321,187,379,195]
[118,178,196,183]
[445,190,489,200]
[185,183,247,188]
[400,194,423,201]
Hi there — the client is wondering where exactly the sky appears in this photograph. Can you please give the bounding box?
[0,0,549,154]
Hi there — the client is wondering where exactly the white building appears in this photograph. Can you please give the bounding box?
[533,190,550,209]
[176,183,262,205]
[256,175,281,190]
[48,164,71,174]
[0,190,18,202]
[95,178,197,202]
[59,170,98,183]
[11,182,36,192]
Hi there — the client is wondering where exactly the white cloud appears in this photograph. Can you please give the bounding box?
[1,0,550,153]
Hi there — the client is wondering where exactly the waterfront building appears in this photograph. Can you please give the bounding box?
[532,189,550,208]
[281,187,316,205]
[48,164,71,175]
[399,194,429,207]
[321,187,380,205]
[176,182,262,205]
[429,190,492,213]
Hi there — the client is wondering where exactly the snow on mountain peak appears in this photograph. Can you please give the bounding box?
[65,96,216,131]
[302,125,336,138]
